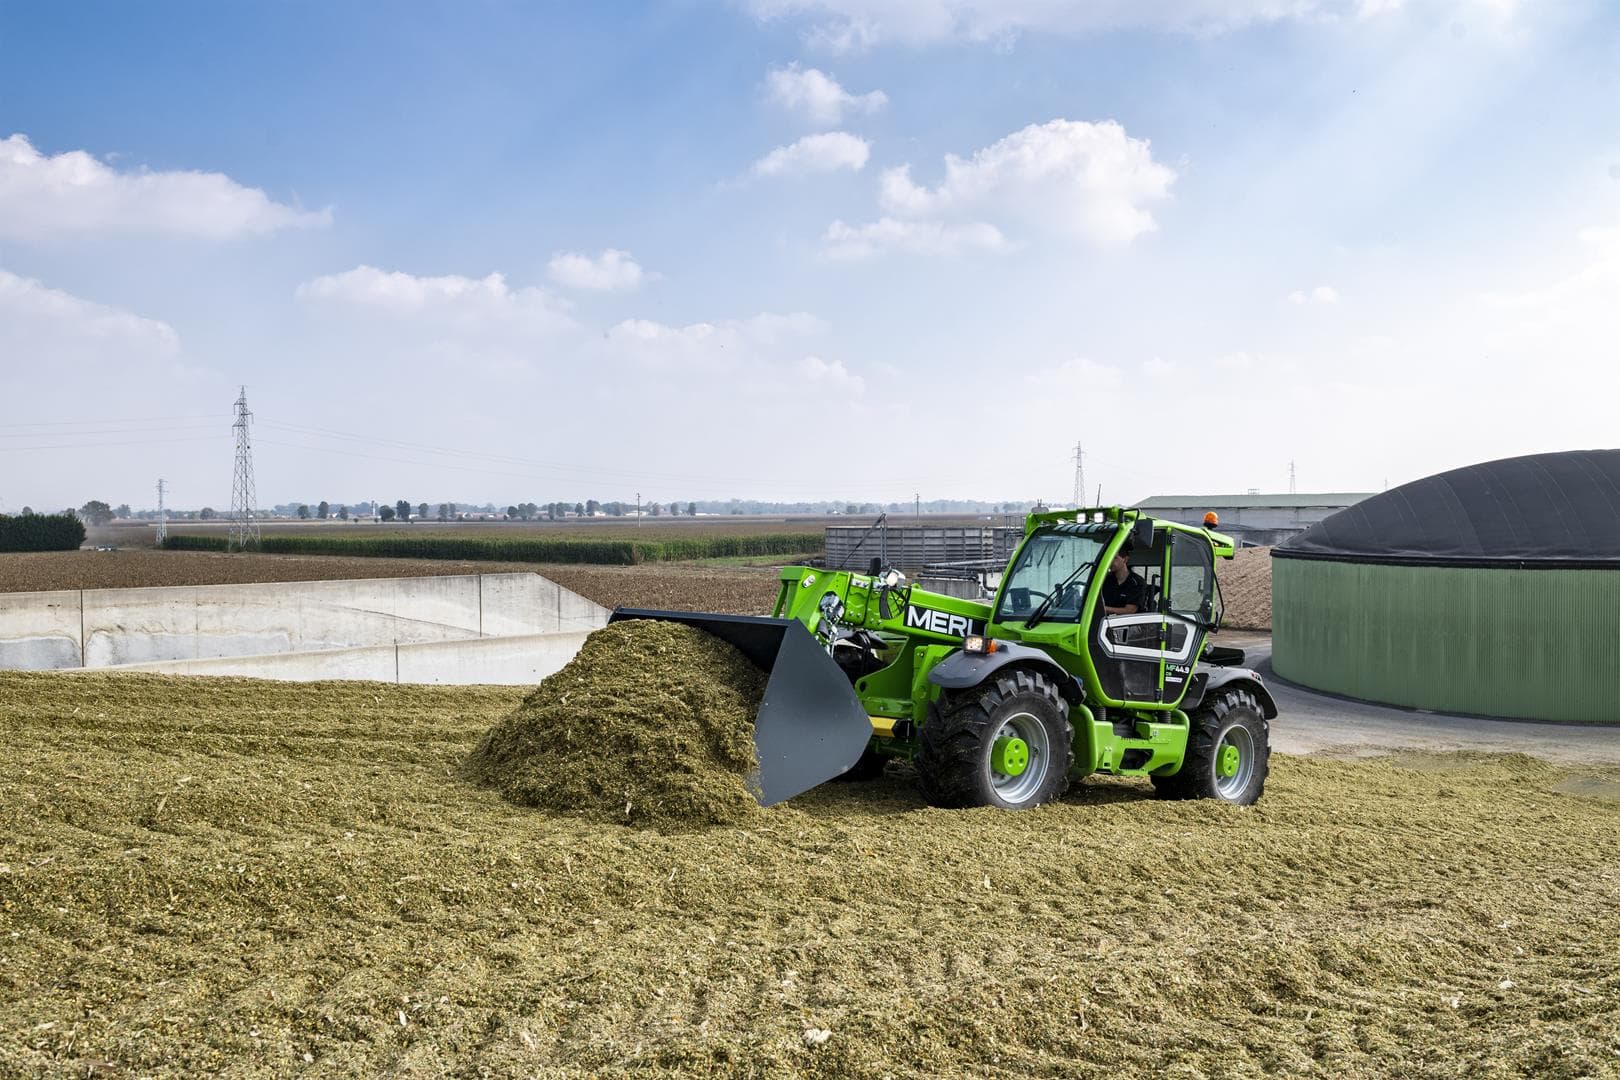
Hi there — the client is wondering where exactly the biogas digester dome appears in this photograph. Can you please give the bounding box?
[1271,450,1620,724]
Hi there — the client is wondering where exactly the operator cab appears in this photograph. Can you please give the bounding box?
[992,523,1113,627]
[994,517,1224,707]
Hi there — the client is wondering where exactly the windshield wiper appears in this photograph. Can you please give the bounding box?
[1023,557,1099,630]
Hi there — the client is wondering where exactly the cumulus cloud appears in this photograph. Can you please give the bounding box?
[0,133,330,242]
[1288,285,1341,304]
[876,120,1173,247]
[821,216,1008,259]
[800,354,866,395]
[765,64,887,125]
[751,132,871,177]
[741,0,1520,49]
[295,266,574,336]
[0,270,179,354]
[604,312,825,369]
[546,249,650,291]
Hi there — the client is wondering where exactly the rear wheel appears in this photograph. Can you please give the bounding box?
[916,669,1074,810]
[1152,687,1269,804]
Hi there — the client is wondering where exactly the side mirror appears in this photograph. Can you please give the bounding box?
[868,557,882,576]
[1130,517,1154,551]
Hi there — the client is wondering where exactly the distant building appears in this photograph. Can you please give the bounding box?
[1135,492,1374,547]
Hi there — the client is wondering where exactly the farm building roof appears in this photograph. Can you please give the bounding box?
[1274,450,1620,568]
[1136,493,1373,510]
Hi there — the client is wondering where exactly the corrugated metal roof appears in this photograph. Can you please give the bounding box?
[1137,493,1373,510]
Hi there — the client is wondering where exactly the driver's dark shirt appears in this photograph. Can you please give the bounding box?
[1101,570,1145,612]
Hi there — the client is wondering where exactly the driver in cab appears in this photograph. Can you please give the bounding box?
[1101,544,1145,616]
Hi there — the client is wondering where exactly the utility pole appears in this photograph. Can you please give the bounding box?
[229,387,260,551]
[914,492,920,518]
[635,491,641,525]
[156,478,167,545]
[1072,441,1086,508]
[1289,459,1297,495]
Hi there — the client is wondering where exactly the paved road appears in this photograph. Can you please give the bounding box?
[1210,632,1620,764]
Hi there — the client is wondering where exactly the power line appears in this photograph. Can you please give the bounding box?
[0,435,227,453]
[1071,441,1085,508]
[0,414,221,429]
[230,388,259,550]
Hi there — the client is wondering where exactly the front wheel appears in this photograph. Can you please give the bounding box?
[1152,688,1270,804]
[916,669,1074,810]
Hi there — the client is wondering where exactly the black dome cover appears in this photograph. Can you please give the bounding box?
[1275,450,1620,568]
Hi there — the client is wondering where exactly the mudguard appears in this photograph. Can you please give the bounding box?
[1184,664,1279,719]
[925,641,1086,704]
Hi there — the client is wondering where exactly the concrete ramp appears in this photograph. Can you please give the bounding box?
[0,573,608,685]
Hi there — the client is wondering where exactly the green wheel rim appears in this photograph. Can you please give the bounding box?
[1214,725,1256,800]
[988,711,1049,805]
[991,736,1029,777]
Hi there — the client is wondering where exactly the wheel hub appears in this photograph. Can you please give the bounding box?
[1218,743,1241,778]
[991,736,1029,777]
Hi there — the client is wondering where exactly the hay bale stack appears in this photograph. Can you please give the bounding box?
[466,619,763,828]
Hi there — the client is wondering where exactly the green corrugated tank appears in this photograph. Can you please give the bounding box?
[1271,449,1620,724]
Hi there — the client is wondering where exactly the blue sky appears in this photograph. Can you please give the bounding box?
[2,0,1617,510]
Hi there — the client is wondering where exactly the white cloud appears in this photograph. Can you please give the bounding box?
[765,64,888,125]
[1142,357,1177,379]
[604,311,826,371]
[1288,285,1341,304]
[821,216,1008,259]
[742,0,1523,49]
[1024,356,1124,391]
[0,133,330,241]
[800,354,866,395]
[0,271,179,354]
[878,120,1173,247]
[546,249,650,291]
[294,265,579,359]
[751,132,871,177]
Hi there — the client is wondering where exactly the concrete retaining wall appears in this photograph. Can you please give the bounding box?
[0,574,609,681]
[104,629,596,686]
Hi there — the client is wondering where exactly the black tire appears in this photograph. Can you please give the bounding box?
[916,669,1074,810]
[1152,688,1269,804]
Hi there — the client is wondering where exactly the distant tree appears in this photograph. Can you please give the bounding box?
[574,502,585,515]
[506,505,518,520]
[20,506,33,515]
[585,499,600,516]
[78,500,114,526]
[687,502,698,517]
[648,502,662,517]
[379,505,396,521]
[199,507,217,520]
[437,502,453,522]
[114,504,131,519]
[396,500,411,522]
[666,502,678,516]
[338,505,349,521]
[317,500,330,520]
[297,505,311,520]
[845,504,858,515]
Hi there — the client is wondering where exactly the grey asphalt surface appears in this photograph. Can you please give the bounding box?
[1211,631,1620,765]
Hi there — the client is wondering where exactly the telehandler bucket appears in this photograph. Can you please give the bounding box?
[608,608,873,806]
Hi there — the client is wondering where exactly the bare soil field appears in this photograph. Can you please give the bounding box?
[0,550,782,615]
[0,546,1277,629]
[2,670,1616,1078]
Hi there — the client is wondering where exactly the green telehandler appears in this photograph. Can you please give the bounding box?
[610,506,1277,810]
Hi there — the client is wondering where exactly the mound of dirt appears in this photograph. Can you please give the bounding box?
[465,619,764,828]
[1219,545,1273,630]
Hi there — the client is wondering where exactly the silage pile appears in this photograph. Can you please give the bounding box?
[466,619,764,828]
